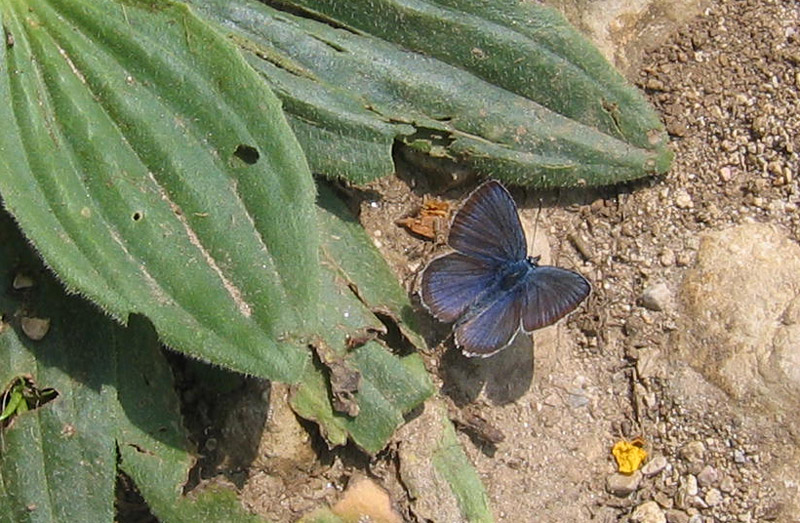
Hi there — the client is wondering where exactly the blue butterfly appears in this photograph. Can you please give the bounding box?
[420,181,591,357]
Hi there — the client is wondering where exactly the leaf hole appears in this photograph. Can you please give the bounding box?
[372,310,417,357]
[132,211,143,222]
[233,144,260,165]
[1,376,59,428]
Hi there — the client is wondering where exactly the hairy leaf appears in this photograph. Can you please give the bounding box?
[190,0,671,187]
[432,405,493,522]
[288,185,433,453]
[0,212,261,522]
[0,0,318,382]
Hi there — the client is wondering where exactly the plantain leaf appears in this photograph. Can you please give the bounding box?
[189,0,671,187]
[115,318,264,523]
[288,184,433,454]
[0,0,319,383]
[299,510,346,523]
[431,406,493,523]
[0,212,261,522]
[396,400,493,522]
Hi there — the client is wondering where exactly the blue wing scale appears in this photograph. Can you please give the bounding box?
[455,287,523,357]
[448,181,527,263]
[420,253,497,323]
[521,267,591,332]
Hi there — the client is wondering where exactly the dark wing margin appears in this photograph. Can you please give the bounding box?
[521,266,590,332]
[448,181,527,263]
[455,287,524,357]
[420,252,497,323]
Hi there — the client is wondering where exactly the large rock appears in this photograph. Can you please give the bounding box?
[677,223,800,415]
[547,0,708,74]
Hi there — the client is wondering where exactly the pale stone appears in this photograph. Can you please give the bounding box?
[641,455,668,477]
[642,282,671,311]
[21,317,50,341]
[546,0,706,75]
[631,500,667,523]
[607,471,642,497]
[677,224,800,419]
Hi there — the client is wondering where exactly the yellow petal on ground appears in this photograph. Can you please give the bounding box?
[612,438,648,474]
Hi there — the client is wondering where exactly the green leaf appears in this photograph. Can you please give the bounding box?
[397,400,493,522]
[115,318,264,523]
[0,212,262,522]
[432,408,493,523]
[316,184,425,350]
[288,184,433,454]
[299,510,346,523]
[0,0,319,382]
[189,0,671,187]
[0,381,26,422]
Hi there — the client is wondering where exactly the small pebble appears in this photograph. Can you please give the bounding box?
[653,490,674,509]
[683,475,699,496]
[675,251,693,267]
[566,389,590,409]
[674,189,694,209]
[21,317,51,341]
[704,488,723,507]
[642,455,668,477]
[606,470,642,497]
[659,248,676,267]
[665,509,690,523]
[676,475,698,509]
[13,272,34,290]
[696,465,719,487]
[719,475,736,493]
[641,282,671,311]
[679,441,706,464]
[733,449,746,463]
[631,500,666,523]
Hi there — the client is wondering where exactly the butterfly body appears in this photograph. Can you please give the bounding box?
[456,258,533,321]
[420,181,590,357]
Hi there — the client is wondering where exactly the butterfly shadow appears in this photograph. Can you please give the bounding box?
[439,332,534,407]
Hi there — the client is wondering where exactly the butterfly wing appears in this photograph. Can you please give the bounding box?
[454,285,524,357]
[448,181,527,263]
[521,266,591,332]
[420,252,498,323]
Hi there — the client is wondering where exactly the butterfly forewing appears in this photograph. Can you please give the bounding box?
[420,252,497,323]
[448,181,527,263]
[455,287,524,357]
[521,266,591,332]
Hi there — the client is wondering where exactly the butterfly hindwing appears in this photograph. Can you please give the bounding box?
[521,266,591,332]
[454,285,524,357]
[420,252,497,323]
[448,181,527,263]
